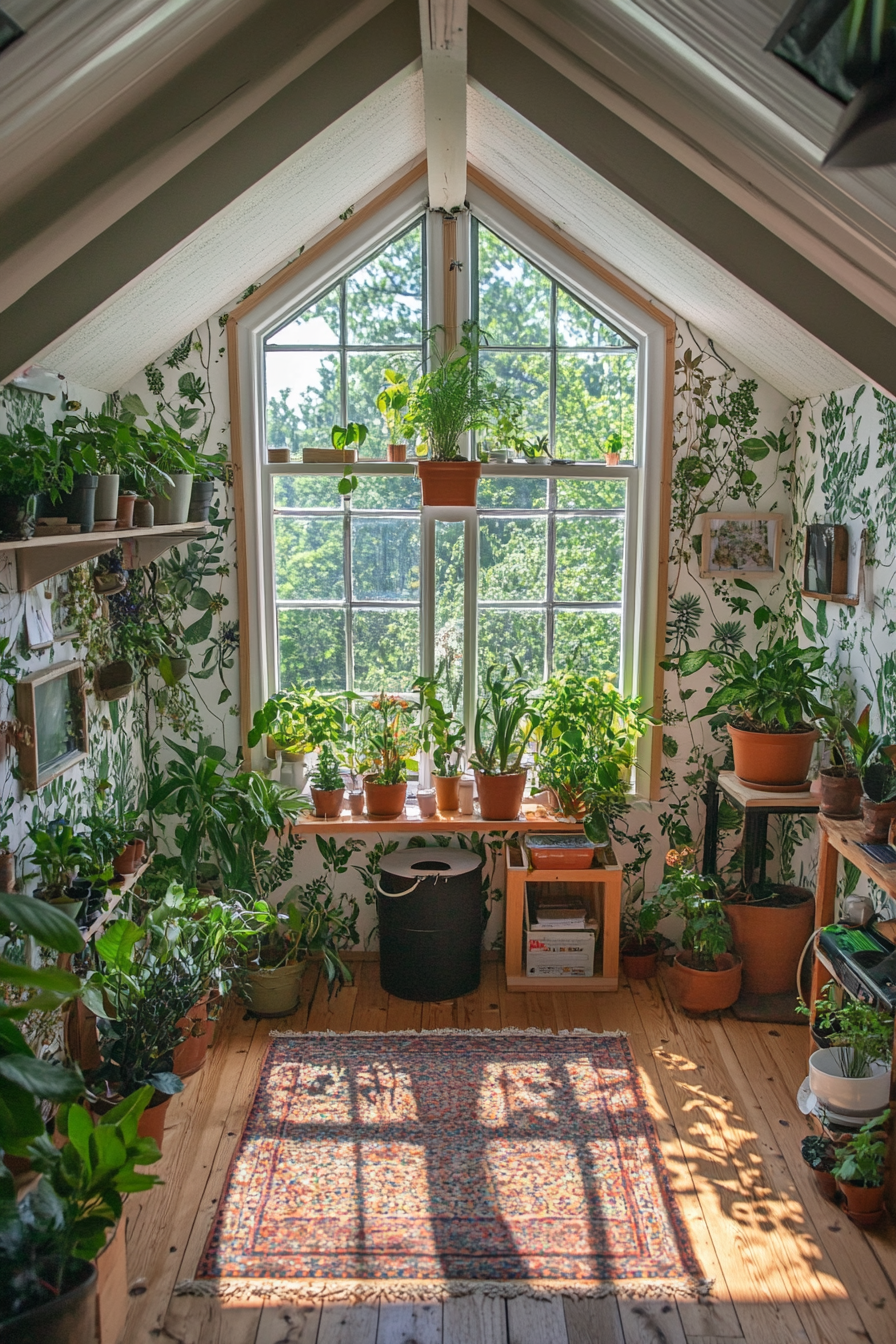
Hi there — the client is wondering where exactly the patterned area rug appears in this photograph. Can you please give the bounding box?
[195,1029,703,1302]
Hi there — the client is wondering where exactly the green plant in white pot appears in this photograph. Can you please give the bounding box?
[806,994,892,1122]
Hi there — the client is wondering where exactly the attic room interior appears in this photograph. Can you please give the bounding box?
[7,1,896,1341]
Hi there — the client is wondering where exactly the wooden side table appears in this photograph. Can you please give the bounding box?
[702,771,819,883]
[503,838,623,992]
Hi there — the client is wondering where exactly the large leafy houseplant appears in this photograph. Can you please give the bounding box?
[0,1089,161,1328]
[247,684,347,754]
[533,671,653,847]
[680,636,827,787]
[0,421,97,538]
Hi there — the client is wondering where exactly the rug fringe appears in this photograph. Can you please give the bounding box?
[175,1275,712,1304]
[269,1027,630,1039]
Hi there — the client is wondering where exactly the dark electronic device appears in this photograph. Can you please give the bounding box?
[818,923,896,1012]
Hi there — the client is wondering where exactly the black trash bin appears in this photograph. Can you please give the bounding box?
[377,848,485,1001]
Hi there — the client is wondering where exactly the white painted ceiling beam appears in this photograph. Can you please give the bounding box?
[419,0,467,209]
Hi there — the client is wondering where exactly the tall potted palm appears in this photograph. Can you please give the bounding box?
[407,323,520,506]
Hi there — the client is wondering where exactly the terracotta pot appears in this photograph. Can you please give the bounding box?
[137,1094,173,1150]
[417,460,481,506]
[622,941,659,981]
[813,1167,839,1200]
[434,774,461,812]
[348,789,366,816]
[837,1180,885,1227]
[728,723,819,788]
[387,443,407,462]
[861,796,896,842]
[819,770,863,819]
[475,769,527,820]
[668,951,742,1013]
[311,785,345,818]
[364,779,408,820]
[116,493,137,528]
[65,998,102,1072]
[242,962,305,1017]
[0,850,14,893]
[173,996,210,1079]
[113,841,139,877]
[132,839,146,865]
[0,1261,97,1343]
[605,451,620,465]
[724,886,814,995]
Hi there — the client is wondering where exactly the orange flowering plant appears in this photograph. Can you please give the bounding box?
[355,693,421,786]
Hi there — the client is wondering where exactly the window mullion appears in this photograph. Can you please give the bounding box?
[344,504,353,693]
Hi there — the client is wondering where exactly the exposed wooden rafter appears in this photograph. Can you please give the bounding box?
[419,0,467,210]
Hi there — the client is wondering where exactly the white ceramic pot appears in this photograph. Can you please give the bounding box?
[151,472,193,525]
[94,473,120,520]
[808,1047,891,1120]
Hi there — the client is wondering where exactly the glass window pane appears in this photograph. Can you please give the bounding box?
[353,608,419,693]
[435,520,465,717]
[478,608,545,684]
[273,476,344,509]
[555,351,636,461]
[556,288,632,348]
[477,226,550,346]
[347,353,417,459]
[266,351,340,458]
[274,517,343,600]
[480,517,547,601]
[351,475,420,510]
[553,610,621,679]
[555,479,626,510]
[478,350,549,441]
[351,518,419,600]
[268,287,341,346]
[279,608,345,690]
[477,477,547,509]
[554,517,624,602]
[346,225,423,345]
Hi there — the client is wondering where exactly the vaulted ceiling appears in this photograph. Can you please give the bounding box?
[2,0,895,398]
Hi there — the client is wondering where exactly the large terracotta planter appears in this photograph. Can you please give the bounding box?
[668,951,742,1013]
[622,940,659,980]
[819,770,862,819]
[0,1262,97,1343]
[475,769,527,820]
[0,850,13,893]
[728,723,819,787]
[311,785,345,818]
[724,886,814,995]
[837,1180,885,1227]
[434,774,461,811]
[417,460,481,506]
[364,779,408,819]
[173,996,210,1078]
[861,796,896,842]
[242,962,305,1017]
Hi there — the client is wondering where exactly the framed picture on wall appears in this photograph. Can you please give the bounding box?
[15,660,89,791]
[700,512,783,577]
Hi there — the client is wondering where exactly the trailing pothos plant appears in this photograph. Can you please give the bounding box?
[247,684,348,754]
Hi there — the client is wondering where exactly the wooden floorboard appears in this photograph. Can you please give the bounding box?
[121,962,896,1344]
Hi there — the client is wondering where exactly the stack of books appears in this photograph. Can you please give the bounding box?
[528,892,588,929]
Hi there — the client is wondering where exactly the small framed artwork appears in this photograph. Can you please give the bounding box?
[700,512,783,577]
[801,522,862,605]
[15,660,89,791]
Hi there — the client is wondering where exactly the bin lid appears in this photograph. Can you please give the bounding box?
[380,848,482,880]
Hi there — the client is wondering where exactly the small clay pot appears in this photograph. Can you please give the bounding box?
[837,1180,885,1227]
[348,790,366,816]
[133,498,154,528]
[364,779,408,820]
[0,851,14,893]
[173,996,210,1078]
[475,769,528,820]
[113,842,139,877]
[387,443,407,462]
[621,940,659,981]
[813,1168,839,1200]
[605,451,620,466]
[819,770,863,819]
[116,492,136,529]
[311,785,345,819]
[861,796,896,842]
[433,774,461,812]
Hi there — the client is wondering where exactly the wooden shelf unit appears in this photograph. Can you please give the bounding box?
[0,522,208,590]
[503,839,623,992]
[290,804,587,835]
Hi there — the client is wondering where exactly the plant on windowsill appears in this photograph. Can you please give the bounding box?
[832,1111,891,1226]
[413,675,465,811]
[639,855,742,1012]
[604,431,623,466]
[356,693,420,820]
[406,322,521,506]
[468,658,539,821]
[532,669,654,846]
[309,743,345,819]
[677,635,828,788]
[247,684,348,790]
[331,421,367,497]
[376,368,413,462]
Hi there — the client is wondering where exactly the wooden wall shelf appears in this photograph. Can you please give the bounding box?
[290,804,586,834]
[0,523,208,590]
